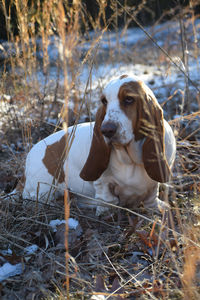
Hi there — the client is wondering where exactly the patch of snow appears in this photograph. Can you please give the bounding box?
[178,140,191,146]
[0,94,11,101]
[49,218,79,232]
[91,295,106,300]
[0,249,13,256]
[0,262,23,282]
[46,118,57,125]
[68,218,79,229]
[49,219,66,231]
[173,115,182,119]
[1,18,199,130]
[24,244,38,255]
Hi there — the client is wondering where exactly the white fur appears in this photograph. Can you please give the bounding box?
[23,130,66,200]
[94,119,176,215]
[23,123,95,202]
[102,77,137,144]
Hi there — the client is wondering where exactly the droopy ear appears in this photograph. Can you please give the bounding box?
[80,106,111,181]
[135,91,171,183]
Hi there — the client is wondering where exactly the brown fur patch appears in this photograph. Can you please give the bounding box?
[42,134,66,183]
[118,81,144,131]
[118,80,171,182]
[119,74,128,80]
[80,106,111,181]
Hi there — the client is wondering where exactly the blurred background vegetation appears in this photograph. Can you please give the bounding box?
[0,0,199,40]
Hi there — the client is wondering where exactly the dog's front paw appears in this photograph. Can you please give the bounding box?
[95,196,119,216]
[95,205,109,216]
[156,198,170,213]
[144,197,170,213]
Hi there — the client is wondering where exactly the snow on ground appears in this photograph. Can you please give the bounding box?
[1,18,199,94]
[0,262,23,282]
[0,18,199,135]
[0,245,39,282]
[49,218,80,232]
[33,18,200,119]
[24,244,39,255]
[0,219,81,283]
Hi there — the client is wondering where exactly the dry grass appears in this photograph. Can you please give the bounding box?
[0,0,200,299]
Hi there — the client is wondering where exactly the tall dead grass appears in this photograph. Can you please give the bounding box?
[0,0,200,299]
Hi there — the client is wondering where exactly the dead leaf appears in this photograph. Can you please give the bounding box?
[93,276,125,299]
[136,230,156,249]
[95,275,106,292]
[0,252,22,264]
[124,215,139,237]
[110,277,124,294]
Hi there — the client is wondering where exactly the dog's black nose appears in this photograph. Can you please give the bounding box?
[101,122,117,138]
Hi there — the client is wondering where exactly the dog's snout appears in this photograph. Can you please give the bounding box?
[101,122,117,138]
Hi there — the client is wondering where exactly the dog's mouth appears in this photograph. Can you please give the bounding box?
[103,134,120,145]
[106,136,133,148]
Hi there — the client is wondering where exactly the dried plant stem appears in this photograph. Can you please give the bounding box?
[117,0,200,93]
[179,3,190,112]
[64,190,70,299]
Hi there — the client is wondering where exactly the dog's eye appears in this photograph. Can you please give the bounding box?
[101,97,108,106]
[124,96,135,105]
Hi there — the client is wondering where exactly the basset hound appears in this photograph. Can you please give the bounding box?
[19,74,176,215]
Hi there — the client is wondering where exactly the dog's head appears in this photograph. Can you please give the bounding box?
[80,74,170,183]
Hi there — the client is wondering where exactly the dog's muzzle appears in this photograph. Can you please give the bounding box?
[101,122,118,139]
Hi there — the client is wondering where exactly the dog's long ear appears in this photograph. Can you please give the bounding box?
[135,87,171,183]
[80,106,111,181]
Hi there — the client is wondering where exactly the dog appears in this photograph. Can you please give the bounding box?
[18,74,176,215]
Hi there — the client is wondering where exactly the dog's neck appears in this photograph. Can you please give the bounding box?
[112,137,144,165]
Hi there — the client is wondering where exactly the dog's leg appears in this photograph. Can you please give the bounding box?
[143,183,170,213]
[94,178,119,216]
